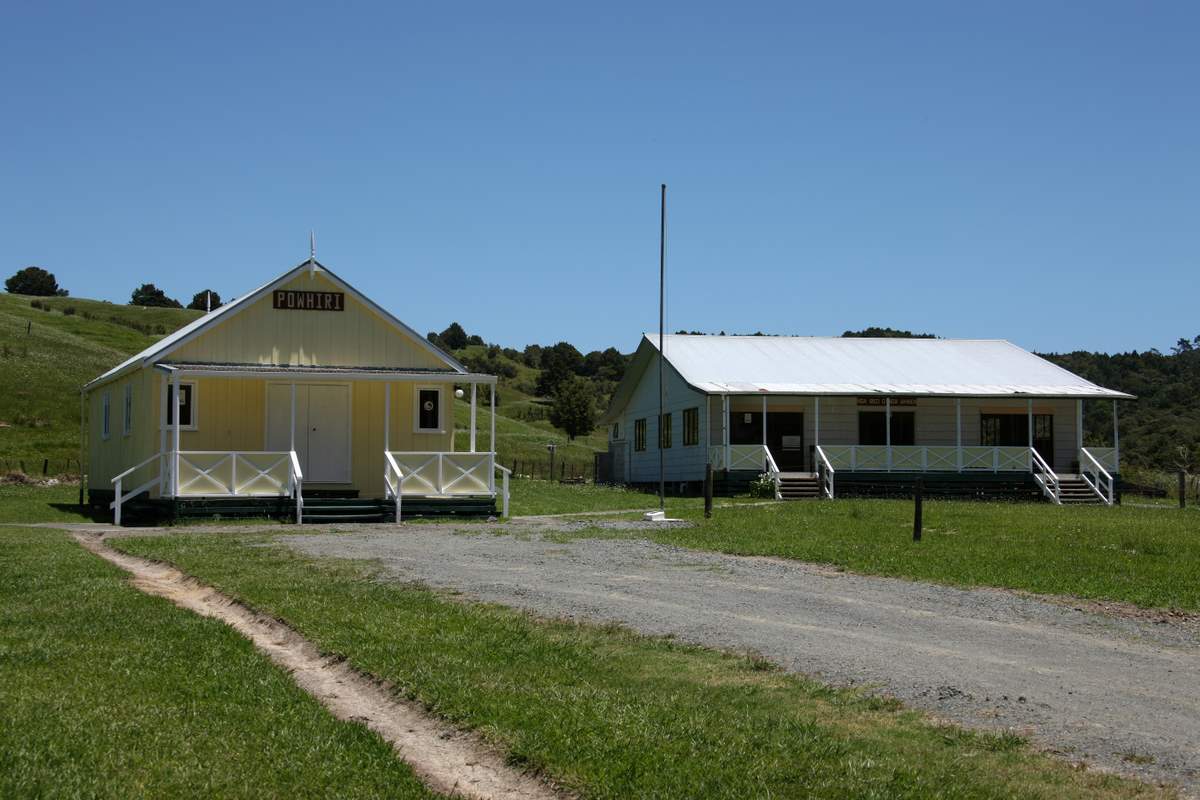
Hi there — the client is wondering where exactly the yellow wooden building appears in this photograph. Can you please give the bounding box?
[83,259,506,524]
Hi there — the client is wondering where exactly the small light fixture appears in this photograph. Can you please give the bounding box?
[454,388,465,399]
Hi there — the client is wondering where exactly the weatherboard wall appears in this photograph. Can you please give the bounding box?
[88,371,456,497]
[620,359,708,484]
[170,271,448,370]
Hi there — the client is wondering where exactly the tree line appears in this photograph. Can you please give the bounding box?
[6,266,222,311]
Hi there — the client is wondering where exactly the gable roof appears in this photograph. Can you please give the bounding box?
[83,259,466,391]
[602,334,1132,421]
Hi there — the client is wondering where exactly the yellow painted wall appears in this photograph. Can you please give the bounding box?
[170,271,449,369]
[88,372,458,499]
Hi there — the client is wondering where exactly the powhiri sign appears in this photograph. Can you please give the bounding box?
[273,290,345,311]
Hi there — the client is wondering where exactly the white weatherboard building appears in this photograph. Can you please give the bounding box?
[600,335,1132,504]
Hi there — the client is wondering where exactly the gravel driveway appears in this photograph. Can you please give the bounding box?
[283,524,1200,793]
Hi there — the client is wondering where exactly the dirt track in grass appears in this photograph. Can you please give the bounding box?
[73,533,564,800]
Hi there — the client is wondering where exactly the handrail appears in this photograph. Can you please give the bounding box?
[494,462,511,518]
[761,446,782,500]
[289,449,304,524]
[1029,447,1061,504]
[1079,448,1115,506]
[111,453,161,484]
[384,451,403,523]
[814,445,835,499]
[111,452,164,526]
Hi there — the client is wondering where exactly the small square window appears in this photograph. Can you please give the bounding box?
[659,413,672,449]
[682,407,699,446]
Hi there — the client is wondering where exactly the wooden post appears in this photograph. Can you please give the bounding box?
[885,397,892,472]
[704,462,713,518]
[490,382,496,454]
[470,383,477,453]
[172,372,181,497]
[1180,471,1187,510]
[955,398,962,473]
[913,478,923,542]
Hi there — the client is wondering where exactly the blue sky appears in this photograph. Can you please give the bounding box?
[2,1,1196,355]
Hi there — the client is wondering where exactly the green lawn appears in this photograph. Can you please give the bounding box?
[0,527,436,799]
[506,477,755,516]
[451,397,607,475]
[572,499,1200,611]
[112,533,1166,800]
[0,480,96,524]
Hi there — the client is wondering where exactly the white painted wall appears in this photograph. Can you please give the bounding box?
[619,358,708,483]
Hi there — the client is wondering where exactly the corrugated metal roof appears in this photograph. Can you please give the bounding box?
[82,260,468,391]
[642,335,1133,399]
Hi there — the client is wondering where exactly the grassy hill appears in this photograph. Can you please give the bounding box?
[0,293,202,471]
[0,293,607,474]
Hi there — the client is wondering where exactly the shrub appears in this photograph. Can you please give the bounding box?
[62,306,76,316]
[749,473,778,498]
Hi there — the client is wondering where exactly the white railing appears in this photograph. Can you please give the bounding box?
[495,462,511,518]
[1030,447,1061,504]
[818,445,1031,473]
[387,451,495,496]
[762,447,782,500]
[110,453,164,526]
[288,450,303,524]
[383,451,403,522]
[175,451,294,497]
[1079,448,1116,506]
[708,444,775,472]
[814,445,835,499]
[1082,446,1119,473]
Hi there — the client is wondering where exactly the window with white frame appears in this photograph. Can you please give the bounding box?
[166,382,197,430]
[101,392,111,440]
[123,385,133,436]
[415,386,442,432]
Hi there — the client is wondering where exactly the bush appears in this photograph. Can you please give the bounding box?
[62,306,76,316]
[749,473,778,498]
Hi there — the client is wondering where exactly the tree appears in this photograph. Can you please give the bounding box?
[6,266,65,296]
[536,341,584,396]
[549,376,596,441]
[130,283,182,308]
[842,327,937,339]
[439,322,469,350]
[187,289,222,311]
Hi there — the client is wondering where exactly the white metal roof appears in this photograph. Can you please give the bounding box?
[636,334,1132,399]
[83,259,468,391]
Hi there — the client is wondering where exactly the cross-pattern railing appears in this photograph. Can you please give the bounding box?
[708,444,775,472]
[387,451,494,496]
[1082,446,1118,474]
[175,451,294,497]
[818,445,1031,473]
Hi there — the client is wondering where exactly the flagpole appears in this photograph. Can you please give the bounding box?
[659,183,666,511]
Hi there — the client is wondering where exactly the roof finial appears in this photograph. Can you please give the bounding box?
[309,230,317,277]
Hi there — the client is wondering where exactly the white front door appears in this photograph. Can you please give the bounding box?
[266,384,351,483]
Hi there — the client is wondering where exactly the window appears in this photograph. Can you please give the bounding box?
[659,412,672,449]
[858,411,914,446]
[415,387,442,432]
[123,385,133,436]
[612,423,620,441]
[683,407,700,446]
[166,382,196,430]
[981,413,1054,464]
[634,418,647,452]
[101,392,111,440]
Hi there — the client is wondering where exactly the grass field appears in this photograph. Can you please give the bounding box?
[0,527,436,799]
[111,532,1164,799]
[569,499,1200,611]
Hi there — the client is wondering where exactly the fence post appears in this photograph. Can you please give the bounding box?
[704,462,713,519]
[1180,471,1187,510]
[913,478,923,542]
